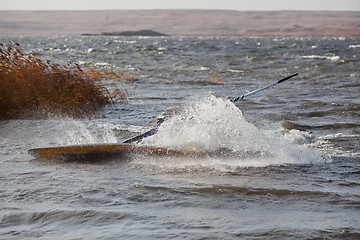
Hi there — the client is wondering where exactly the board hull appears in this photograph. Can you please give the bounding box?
[28,143,174,159]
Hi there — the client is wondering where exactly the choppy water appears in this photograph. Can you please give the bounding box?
[1,35,359,239]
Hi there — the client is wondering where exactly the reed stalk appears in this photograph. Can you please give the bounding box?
[0,41,131,119]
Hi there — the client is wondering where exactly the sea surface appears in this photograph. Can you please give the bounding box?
[1,35,359,239]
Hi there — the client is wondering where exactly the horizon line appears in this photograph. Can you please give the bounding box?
[1,9,359,12]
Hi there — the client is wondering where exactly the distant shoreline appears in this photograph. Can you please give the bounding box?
[82,30,168,37]
[0,10,359,36]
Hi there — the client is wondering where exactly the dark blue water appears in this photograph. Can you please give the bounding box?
[1,35,359,239]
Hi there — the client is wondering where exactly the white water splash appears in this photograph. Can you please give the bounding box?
[141,95,328,169]
[283,129,316,145]
[57,119,120,145]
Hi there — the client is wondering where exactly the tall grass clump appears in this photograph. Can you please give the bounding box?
[0,41,131,119]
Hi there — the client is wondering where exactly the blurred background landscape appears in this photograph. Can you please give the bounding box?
[1,10,359,36]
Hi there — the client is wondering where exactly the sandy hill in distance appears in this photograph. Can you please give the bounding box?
[0,10,359,36]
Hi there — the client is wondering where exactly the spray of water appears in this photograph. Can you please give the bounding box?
[140,95,329,170]
[58,119,118,145]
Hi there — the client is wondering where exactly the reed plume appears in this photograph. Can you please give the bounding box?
[0,41,131,119]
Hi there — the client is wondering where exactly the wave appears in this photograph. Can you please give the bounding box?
[1,209,137,229]
[236,228,360,240]
[301,55,340,61]
[135,183,338,199]
[281,120,360,131]
[349,44,360,48]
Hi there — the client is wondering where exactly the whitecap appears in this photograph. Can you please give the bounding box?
[349,44,360,49]
[301,55,340,61]
[95,62,109,66]
[228,69,245,73]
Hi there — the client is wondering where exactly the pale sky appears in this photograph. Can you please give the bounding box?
[1,0,360,11]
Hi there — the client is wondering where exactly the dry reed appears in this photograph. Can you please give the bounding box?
[0,41,131,119]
